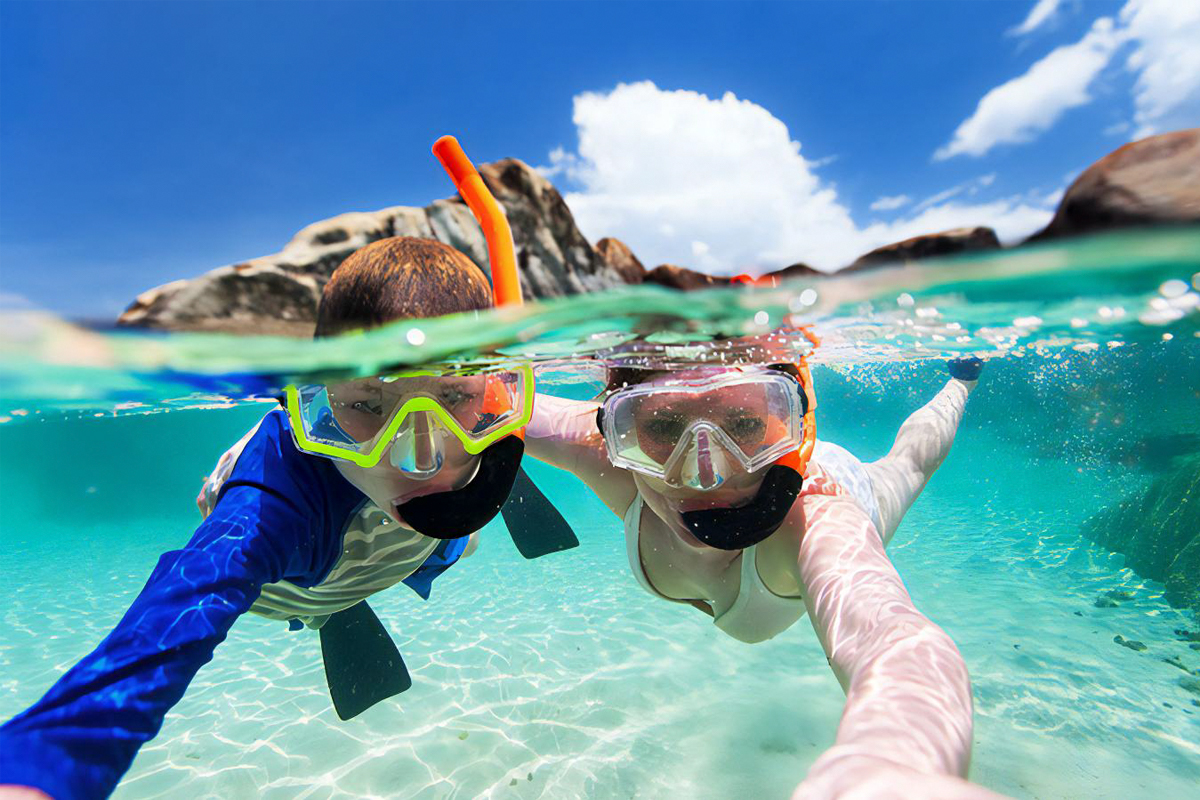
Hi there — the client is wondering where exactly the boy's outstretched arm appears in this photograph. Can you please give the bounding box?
[0,410,362,800]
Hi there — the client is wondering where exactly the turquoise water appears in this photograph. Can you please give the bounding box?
[2,230,1200,798]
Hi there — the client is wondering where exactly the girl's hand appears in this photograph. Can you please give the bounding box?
[947,356,984,382]
[794,751,1010,800]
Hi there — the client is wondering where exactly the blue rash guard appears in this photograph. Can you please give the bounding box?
[0,409,465,800]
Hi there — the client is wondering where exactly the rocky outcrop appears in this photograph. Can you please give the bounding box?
[762,262,825,283]
[1083,454,1200,619]
[644,264,732,291]
[1030,128,1200,241]
[119,160,627,334]
[118,131,1200,321]
[850,227,1001,270]
[477,159,624,297]
[639,261,826,291]
[596,237,646,284]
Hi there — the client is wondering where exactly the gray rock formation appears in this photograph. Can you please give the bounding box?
[119,160,627,335]
[1030,128,1200,241]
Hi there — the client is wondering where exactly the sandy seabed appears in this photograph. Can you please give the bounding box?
[3,429,1199,799]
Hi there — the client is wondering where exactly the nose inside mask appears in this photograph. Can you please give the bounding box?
[664,424,744,491]
[387,411,448,479]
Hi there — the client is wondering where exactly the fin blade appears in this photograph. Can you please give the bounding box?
[320,600,411,721]
[501,467,580,559]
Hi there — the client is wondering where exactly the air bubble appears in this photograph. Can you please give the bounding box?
[1160,279,1189,298]
[406,328,426,346]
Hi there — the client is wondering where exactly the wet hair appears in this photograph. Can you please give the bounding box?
[314,237,493,338]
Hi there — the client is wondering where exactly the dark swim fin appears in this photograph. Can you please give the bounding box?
[500,467,580,559]
[319,600,411,721]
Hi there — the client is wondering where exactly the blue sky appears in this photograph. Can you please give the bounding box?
[2,0,1196,319]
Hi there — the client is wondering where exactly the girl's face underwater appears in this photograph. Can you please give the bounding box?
[624,369,782,545]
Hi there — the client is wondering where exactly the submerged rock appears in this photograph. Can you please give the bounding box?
[1094,596,1119,608]
[1083,455,1200,620]
[1106,589,1137,601]
[1030,128,1200,241]
[1181,675,1200,696]
[118,159,627,335]
[1114,635,1148,652]
[849,227,1001,270]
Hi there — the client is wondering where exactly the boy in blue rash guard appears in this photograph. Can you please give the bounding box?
[0,236,530,800]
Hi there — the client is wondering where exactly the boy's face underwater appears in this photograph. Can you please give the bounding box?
[326,374,488,530]
[332,433,481,531]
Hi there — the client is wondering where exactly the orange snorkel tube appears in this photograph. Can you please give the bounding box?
[432,136,523,308]
[431,136,581,560]
[432,135,526,444]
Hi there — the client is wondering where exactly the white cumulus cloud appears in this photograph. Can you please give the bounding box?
[869,195,912,212]
[935,17,1126,160]
[1120,0,1200,137]
[546,82,1053,274]
[1009,0,1063,36]
[938,0,1200,160]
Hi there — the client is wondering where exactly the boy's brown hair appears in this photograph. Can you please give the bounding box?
[315,237,493,337]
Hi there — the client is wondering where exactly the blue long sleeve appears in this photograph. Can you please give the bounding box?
[0,410,365,800]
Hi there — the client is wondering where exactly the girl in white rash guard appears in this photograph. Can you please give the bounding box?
[526,355,1006,799]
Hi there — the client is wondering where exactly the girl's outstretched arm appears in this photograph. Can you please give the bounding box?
[526,394,637,516]
[789,479,999,799]
[865,361,980,544]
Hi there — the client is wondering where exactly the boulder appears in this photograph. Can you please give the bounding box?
[120,264,322,337]
[118,159,627,334]
[849,227,1001,270]
[478,159,625,297]
[596,237,646,284]
[644,264,732,291]
[1030,128,1200,241]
